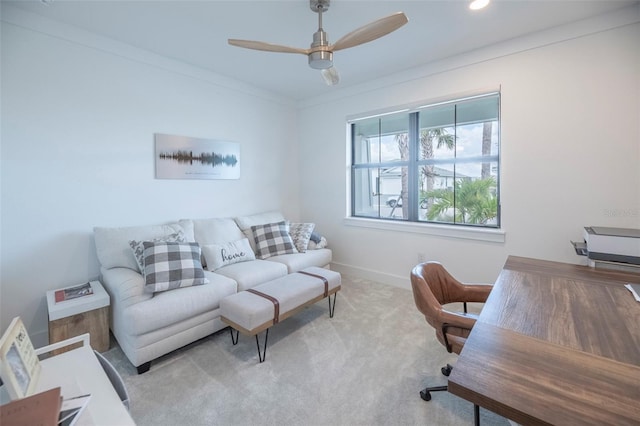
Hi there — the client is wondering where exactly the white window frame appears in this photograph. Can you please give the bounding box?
[346,92,505,243]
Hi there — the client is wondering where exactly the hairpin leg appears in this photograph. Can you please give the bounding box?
[328,293,337,318]
[229,327,239,345]
[255,329,269,363]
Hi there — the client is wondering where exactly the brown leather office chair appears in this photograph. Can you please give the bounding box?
[410,261,493,425]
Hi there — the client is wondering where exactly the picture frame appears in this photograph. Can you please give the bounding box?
[0,317,41,400]
[155,133,240,180]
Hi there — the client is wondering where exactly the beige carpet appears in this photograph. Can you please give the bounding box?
[102,274,510,426]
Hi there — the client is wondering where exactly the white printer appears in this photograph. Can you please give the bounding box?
[573,226,640,266]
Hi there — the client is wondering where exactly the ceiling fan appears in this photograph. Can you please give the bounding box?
[228,0,408,86]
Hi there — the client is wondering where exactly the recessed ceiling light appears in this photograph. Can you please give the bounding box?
[469,0,490,10]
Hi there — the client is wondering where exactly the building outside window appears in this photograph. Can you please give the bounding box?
[350,92,500,228]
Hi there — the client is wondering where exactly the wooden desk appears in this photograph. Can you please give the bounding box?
[448,256,640,425]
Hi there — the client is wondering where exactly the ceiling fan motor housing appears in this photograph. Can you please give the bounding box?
[309,30,333,69]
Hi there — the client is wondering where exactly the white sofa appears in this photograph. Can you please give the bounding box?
[93,211,331,373]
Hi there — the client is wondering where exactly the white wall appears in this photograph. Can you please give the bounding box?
[297,9,640,287]
[1,8,299,345]
[2,5,639,346]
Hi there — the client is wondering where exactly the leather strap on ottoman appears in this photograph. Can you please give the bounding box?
[246,289,280,323]
[297,270,329,297]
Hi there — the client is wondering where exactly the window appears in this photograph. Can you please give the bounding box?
[350,93,500,228]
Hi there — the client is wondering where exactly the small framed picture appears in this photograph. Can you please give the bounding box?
[0,317,41,400]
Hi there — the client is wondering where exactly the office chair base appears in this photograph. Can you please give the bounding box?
[419,383,480,425]
[441,363,453,376]
[420,385,447,401]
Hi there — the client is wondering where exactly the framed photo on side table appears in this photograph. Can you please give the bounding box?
[0,316,41,400]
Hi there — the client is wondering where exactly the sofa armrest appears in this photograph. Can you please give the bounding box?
[101,267,152,309]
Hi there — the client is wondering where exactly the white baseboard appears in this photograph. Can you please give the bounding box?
[330,262,410,290]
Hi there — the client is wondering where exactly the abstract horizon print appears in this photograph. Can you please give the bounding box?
[155,133,240,180]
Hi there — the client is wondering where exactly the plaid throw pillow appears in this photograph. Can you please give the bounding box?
[129,230,185,273]
[251,221,298,259]
[142,241,208,293]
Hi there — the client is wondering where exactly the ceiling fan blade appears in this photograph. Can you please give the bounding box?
[321,66,340,86]
[331,12,408,52]
[228,39,309,55]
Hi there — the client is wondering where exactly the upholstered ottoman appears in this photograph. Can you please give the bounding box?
[220,267,341,362]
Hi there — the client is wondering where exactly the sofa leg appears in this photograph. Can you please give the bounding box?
[137,361,151,374]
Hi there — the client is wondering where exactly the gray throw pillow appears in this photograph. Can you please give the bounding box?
[142,241,208,293]
[129,230,185,273]
[251,221,298,259]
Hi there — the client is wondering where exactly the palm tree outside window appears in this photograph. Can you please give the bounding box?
[350,92,500,228]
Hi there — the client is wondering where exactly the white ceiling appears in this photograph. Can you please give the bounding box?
[5,0,638,100]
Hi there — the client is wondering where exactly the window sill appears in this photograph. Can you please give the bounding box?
[343,217,506,243]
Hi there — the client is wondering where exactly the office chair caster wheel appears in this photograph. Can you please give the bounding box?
[441,364,452,376]
[420,390,432,401]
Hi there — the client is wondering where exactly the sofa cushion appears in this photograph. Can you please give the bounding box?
[251,221,298,259]
[94,222,193,271]
[176,219,195,242]
[234,211,285,231]
[122,271,237,336]
[142,242,208,293]
[201,238,256,271]
[289,222,315,253]
[234,211,285,252]
[214,259,288,291]
[192,217,245,245]
[267,248,333,273]
[129,230,186,273]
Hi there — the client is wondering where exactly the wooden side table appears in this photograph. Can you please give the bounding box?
[46,281,110,354]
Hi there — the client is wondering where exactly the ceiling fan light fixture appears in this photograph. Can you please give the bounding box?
[309,50,333,69]
[321,66,340,85]
[469,0,490,10]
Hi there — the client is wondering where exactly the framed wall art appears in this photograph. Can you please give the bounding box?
[155,133,240,180]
